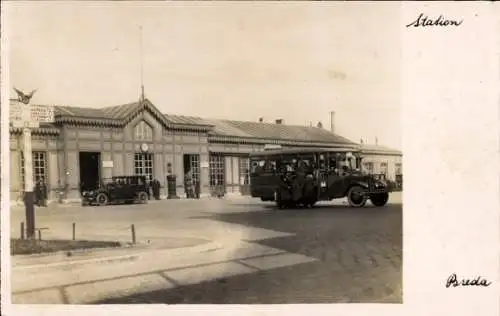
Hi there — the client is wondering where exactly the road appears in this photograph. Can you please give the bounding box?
[11,194,402,304]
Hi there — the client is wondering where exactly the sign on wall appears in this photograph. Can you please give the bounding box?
[102,160,114,168]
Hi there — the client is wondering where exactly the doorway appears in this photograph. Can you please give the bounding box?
[183,154,200,197]
[79,152,101,191]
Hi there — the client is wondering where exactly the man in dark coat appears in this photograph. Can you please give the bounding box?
[34,180,41,206]
[292,159,307,201]
[153,179,161,200]
[184,170,194,198]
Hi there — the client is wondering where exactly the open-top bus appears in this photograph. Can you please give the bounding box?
[249,147,390,208]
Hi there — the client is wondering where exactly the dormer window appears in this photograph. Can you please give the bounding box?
[134,121,153,141]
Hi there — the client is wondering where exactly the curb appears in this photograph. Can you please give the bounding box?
[12,241,223,272]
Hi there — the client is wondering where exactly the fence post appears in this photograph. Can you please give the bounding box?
[72,222,76,241]
[21,222,25,240]
[131,224,136,244]
[38,229,42,241]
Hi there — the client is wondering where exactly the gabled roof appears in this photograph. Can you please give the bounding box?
[52,99,212,131]
[360,144,402,156]
[9,98,359,146]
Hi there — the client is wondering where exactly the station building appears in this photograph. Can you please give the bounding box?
[9,98,402,203]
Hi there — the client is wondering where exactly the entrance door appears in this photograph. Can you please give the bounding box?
[209,154,225,196]
[134,153,154,183]
[79,152,101,191]
[183,154,200,195]
[238,157,251,195]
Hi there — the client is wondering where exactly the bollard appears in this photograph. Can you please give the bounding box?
[131,224,136,244]
[72,222,76,241]
[38,229,42,241]
[21,222,25,240]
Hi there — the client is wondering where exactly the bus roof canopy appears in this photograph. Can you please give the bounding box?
[249,147,361,157]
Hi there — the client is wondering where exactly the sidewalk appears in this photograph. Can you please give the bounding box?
[11,239,317,304]
[11,236,214,268]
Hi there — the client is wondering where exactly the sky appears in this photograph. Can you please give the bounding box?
[6,1,401,150]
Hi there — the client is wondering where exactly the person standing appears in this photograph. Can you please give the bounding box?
[40,178,48,207]
[34,179,41,207]
[184,170,194,198]
[154,179,161,200]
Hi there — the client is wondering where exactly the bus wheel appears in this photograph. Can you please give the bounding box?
[347,186,367,207]
[370,193,389,207]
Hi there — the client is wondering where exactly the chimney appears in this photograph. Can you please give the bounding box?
[317,121,323,128]
[375,137,378,145]
[259,117,263,123]
[330,111,335,133]
[275,119,283,124]
[360,138,364,144]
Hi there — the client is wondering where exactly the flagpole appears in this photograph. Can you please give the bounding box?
[139,25,145,102]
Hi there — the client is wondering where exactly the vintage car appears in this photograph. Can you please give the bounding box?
[249,147,390,208]
[81,175,149,206]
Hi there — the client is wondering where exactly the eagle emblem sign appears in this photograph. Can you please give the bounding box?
[13,87,37,105]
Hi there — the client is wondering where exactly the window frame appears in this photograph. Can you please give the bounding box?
[133,121,154,141]
[20,151,47,191]
[209,154,225,187]
[134,152,154,182]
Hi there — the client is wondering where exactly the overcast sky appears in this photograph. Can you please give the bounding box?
[7,2,401,149]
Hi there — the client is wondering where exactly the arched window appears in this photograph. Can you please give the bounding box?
[134,121,153,141]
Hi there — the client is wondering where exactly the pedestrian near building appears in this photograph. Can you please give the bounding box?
[184,170,194,198]
[194,179,200,199]
[35,178,48,207]
[153,179,161,200]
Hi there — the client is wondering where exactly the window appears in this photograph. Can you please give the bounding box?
[134,153,154,182]
[250,158,276,174]
[209,154,225,187]
[395,163,402,175]
[250,158,263,173]
[239,157,250,185]
[363,162,374,174]
[264,159,277,173]
[20,151,47,190]
[188,154,200,185]
[134,121,153,141]
[380,162,388,175]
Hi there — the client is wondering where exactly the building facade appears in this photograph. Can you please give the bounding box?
[9,99,402,203]
[360,143,403,184]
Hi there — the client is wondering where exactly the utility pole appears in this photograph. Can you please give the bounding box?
[11,88,54,239]
[23,125,35,239]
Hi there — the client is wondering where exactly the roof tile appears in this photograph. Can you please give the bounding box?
[17,100,362,146]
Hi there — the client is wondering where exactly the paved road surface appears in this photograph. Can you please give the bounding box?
[97,202,402,304]
[11,195,402,304]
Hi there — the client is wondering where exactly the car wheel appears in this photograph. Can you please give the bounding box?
[370,192,389,207]
[347,186,367,207]
[137,191,148,204]
[96,193,109,207]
